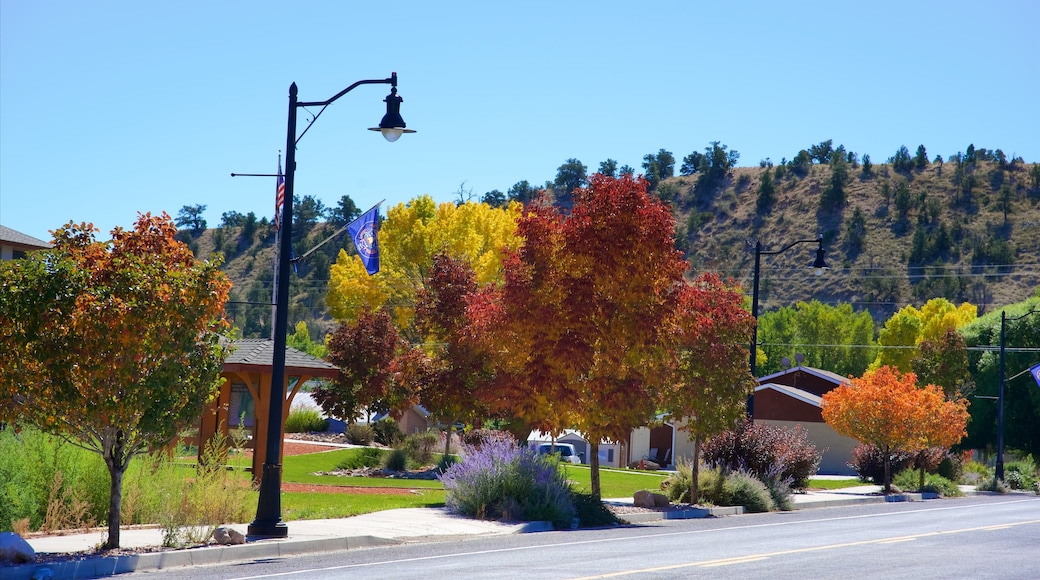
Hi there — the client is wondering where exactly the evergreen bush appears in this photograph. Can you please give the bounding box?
[371,418,403,447]
[345,423,375,445]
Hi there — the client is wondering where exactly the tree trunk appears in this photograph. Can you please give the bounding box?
[691,436,702,505]
[103,428,129,549]
[444,425,452,460]
[589,441,601,500]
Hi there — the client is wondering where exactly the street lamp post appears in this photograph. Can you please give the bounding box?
[247,73,413,539]
[747,236,828,418]
[995,308,1040,482]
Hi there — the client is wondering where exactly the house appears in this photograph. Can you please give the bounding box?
[753,365,860,475]
[198,338,339,481]
[0,225,50,260]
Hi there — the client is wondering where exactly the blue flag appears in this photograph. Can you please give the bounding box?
[347,206,380,275]
[1031,362,1040,390]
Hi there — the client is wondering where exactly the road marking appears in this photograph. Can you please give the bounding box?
[570,519,1040,579]
[227,498,1040,579]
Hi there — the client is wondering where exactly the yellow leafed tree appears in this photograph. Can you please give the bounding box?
[873,298,977,371]
[327,195,522,334]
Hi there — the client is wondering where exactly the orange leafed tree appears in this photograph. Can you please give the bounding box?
[0,214,230,548]
[821,365,969,492]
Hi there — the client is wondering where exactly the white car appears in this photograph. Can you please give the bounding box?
[535,443,582,464]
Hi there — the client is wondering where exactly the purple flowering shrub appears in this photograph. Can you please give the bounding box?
[438,437,575,528]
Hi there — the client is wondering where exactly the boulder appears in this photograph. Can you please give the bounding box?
[213,527,231,545]
[227,528,246,545]
[0,532,36,564]
[214,527,246,545]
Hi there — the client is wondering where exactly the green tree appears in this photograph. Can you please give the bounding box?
[809,139,834,164]
[758,301,875,378]
[598,159,618,178]
[480,189,507,208]
[0,214,231,548]
[175,204,207,232]
[220,211,246,228]
[507,180,539,205]
[293,194,327,241]
[680,151,705,176]
[755,167,776,213]
[328,194,360,228]
[820,154,849,211]
[914,145,929,170]
[890,145,913,173]
[873,299,976,371]
[286,321,328,359]
[860,154,873,178]
[554,158,588,205]
[642,149,675,191]
[845,207,867,256]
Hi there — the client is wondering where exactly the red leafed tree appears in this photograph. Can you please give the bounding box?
[660,273,757,504]
[821,365,969,492]
[412,252,493,457]
[0,214,230,548]
[470,174,688,497]
[317,308,413,423]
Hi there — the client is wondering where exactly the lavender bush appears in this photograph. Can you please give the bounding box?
[438,437,575,528]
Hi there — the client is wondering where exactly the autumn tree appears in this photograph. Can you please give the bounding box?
[471,174,688,498]
[911,328,975,399]
[821,366,969,492]
[326,196,521,337]
[315,308,411,424]
[412,252,492,457]
[0,214,230,548]
[874,298,977,371]
[660,274,756,503]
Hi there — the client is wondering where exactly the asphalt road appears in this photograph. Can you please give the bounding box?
[125,495,1040,580]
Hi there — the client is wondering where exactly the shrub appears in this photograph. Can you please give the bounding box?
[285,408,328,433]
[1005,455,1038,491]
[893,470,962,497]
[400,430,439,465]
[345,423,375,445]
[960,460,992,485]
[847,444,913,484]
[462,428,516,448]
[572,491,620,528]
[977,477,1007,493]
[382,448,409,472]
[936,454,964,482]
[662,462,778,512]
[725,471,775,513]
[371,418,403,447]
[438,438,575,528]
[337,447,386,470]
[702,420,821,489]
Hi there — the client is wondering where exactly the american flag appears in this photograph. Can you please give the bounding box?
[274,155,285,230]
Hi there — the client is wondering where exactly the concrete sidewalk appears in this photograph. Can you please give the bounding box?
[5,484,957,580]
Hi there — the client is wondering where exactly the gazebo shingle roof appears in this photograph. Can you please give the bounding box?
[222,338,338,378]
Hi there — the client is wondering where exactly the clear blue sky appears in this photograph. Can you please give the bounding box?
[3,1,1038,242]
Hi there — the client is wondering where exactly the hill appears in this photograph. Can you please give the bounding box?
[665,153,1040,322]
[186,151,1040,340]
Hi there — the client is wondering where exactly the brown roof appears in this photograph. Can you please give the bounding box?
[222,338,339,378]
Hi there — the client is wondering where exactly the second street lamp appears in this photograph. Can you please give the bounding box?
[248,73,413,540]
[748,236,828,417]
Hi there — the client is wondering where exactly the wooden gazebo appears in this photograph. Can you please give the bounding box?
[198,338,339,481]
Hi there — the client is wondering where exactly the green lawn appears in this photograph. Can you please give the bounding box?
[275,450,673,521]
[561,464,670,498]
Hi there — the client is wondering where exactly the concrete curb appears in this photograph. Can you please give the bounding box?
[2,536,401,580]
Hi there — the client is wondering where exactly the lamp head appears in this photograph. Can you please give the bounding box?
[369,85,415,142]
[810,240,829,276]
